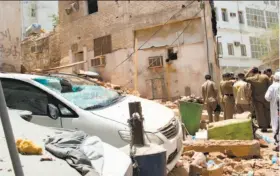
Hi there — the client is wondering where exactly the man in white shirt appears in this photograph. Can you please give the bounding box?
[265,72,280,152]
[233,73,252,114]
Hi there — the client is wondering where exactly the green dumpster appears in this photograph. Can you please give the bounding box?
[179,101,203,135]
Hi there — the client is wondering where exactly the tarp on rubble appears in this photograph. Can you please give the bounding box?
[45,131,104,176]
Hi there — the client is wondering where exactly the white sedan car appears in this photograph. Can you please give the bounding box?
[0,73,183,171]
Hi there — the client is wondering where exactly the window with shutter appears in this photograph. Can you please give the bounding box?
[93,35,112,57]
[241,44,247,56]
[227,43,234,55]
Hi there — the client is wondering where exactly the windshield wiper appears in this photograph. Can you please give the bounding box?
[84,96,124,110]
[110,95,124,104]
[84,104,105,110]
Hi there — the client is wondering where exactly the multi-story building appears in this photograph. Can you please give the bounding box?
[21,1,58,37]
[215,1,279,73]
[57,0,219,99]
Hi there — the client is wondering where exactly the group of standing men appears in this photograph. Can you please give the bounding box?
[202,67,280,151]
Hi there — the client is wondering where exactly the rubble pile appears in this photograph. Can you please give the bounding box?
[178,148,280,176]
[88,78,141,97]
[178,95,204,104]
[153,95,204,110]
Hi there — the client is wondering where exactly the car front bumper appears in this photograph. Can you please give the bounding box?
[155,121,184,172]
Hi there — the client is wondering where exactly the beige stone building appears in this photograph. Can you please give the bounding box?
[0,1,22,72]
[21,30,60,72]
[56,1,220,99]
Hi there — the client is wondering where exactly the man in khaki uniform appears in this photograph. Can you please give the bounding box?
[233,73,252,114]
[219,74,226,112]
[202,74,219,122]
[220,73,236,120]
[265,68,273,85]
[246,67,270,132]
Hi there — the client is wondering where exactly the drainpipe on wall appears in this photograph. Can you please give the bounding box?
[165,63,171,101]
[133,32,138,91]
[83,46,88,71]
[69,49,74,73]
[202,1,211,76]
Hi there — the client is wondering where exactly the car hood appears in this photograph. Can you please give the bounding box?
[90,96,175,132]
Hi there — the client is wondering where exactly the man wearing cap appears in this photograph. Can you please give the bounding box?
[220,73,236,120]
[265,72,280,151]
[202,74,219,122]
[246,67,270,132]
[233,73,252,114]
[264,68,273,85]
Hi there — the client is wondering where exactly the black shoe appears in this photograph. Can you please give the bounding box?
[261,129,268,132]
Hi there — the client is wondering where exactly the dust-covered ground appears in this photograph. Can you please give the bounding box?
[169,129,280,176]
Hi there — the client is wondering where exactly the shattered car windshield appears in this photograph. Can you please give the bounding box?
[49,74,97,86]
[33,77,120,110]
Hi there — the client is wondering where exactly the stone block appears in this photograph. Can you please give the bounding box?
[208,118,254,140]
[183,140,260,158]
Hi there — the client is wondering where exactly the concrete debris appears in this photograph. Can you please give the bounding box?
[40,157,53,162]
[208,118,254,140]
[87,78,141,97]
[178,147,279,176]
[183,140,260,158]
[165,101,178,109]
[191,152,207,167]
[187,152,224,176]
[153,95,203,111]
[179,95,204,104]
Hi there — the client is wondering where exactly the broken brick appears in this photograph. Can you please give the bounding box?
[183,140,260,158]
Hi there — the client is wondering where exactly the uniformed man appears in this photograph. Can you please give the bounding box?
[265,68,273,85]
[202,74,219,122]
[245,67,270,132]
[220,73,236,120]
[219,74,226,112]
[233,73,252,114]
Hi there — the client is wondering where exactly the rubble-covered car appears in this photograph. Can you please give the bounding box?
[0,109,133,176]
[0,73,183,171]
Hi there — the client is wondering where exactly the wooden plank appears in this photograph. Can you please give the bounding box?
[32,61,87,72]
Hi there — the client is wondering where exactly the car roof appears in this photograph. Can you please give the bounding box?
[0,73,48,80]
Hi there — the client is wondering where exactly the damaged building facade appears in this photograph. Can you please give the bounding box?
[57,0,219,99]
[21,29,60,71]
[0,1,22,72]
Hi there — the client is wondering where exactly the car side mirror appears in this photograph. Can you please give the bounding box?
[19,110,33,122]
[47,104,59,120]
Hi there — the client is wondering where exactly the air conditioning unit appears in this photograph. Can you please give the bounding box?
[91,56,106,67]
[234,41,240,46]
[230,12,236,17]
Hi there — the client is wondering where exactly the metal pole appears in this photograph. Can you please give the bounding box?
[0,81,24,176]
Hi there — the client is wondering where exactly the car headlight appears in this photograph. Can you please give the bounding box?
[145,133,164,145]
[118,130,131,142]
[118,131,163,145]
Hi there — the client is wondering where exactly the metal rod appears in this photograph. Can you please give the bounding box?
[0,81,24,176]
